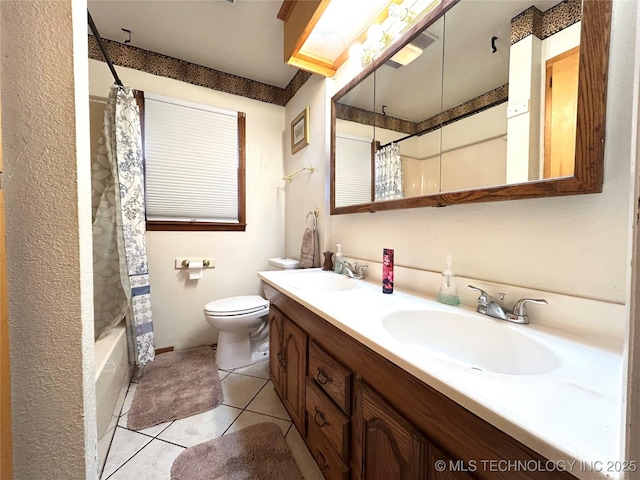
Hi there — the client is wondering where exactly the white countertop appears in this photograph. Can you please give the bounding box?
[258,268,625,480]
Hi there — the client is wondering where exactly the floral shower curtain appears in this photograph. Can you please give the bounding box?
[93,85,155,367]
[374,142,403,201]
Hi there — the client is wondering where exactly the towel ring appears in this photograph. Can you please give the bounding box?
[306,209,319,230]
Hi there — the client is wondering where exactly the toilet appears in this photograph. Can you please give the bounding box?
[204,257,299,369]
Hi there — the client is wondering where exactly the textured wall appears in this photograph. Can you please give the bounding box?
[284,75,332,259]
[1,1,96,479]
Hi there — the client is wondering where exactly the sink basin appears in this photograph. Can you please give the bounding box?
[286,271,358,292]
[382,309,558,375]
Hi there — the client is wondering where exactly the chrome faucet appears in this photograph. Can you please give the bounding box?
[341,261,368,280]
[467,285,547,324]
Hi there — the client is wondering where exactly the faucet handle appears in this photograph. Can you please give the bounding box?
[507,298,548,324]
[467,285,489,305]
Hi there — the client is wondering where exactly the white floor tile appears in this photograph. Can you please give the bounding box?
[233,359,270,379]
[245,381,291,420]
[220,372,268,409]
[100,427,153,479]
[102,352,322,480]
[224,410,291,436]
[106,439,184,480]
[118,411,172,437]
[157,405,243,448]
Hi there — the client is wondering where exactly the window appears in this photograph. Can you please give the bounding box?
[137,91,246,231]
[334,133,373,207]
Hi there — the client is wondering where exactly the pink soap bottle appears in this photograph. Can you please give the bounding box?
[382,248,394,294]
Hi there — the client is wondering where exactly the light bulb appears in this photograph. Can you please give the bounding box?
[367,24,385,43]
[349,42,365,60]
[388,4,410,21]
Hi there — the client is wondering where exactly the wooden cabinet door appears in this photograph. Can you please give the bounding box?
[282,318,307,433]
[354,381,427,480]
[268,307,284,397]
[430,444,477,480]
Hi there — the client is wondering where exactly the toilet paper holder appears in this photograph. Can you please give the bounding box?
[180,259,212,268]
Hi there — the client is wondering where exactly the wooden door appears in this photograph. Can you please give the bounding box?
[354,381,426,480]
[282,318,307,434]
[0,94,12,478]
[544,46,580,178]
[268,307,284,397]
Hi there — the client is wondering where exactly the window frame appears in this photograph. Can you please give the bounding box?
[134,90,246,232]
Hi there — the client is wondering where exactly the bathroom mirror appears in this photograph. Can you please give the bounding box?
[330,0,611,213]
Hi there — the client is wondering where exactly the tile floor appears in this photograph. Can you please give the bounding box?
[100,358,323,480]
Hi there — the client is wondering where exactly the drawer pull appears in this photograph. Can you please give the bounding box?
[316,367,332,385]
[315,449,330,471]
[277,352,286,368]
[313,407,329,428]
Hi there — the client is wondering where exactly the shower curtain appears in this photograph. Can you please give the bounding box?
[374,142,403,201]
[92,85,155,367]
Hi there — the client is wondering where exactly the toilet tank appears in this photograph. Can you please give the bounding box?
[267,257,300,271]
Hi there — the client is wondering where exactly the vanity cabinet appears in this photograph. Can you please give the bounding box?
[354,381,428,480]
[268,306,307,434]
[305,339,353,479]
[268,307,284,394]
[262,282,578,480]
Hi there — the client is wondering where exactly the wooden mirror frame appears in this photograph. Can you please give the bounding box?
[330,0,612,214]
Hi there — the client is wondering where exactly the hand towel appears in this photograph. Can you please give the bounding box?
[299,227,320,268]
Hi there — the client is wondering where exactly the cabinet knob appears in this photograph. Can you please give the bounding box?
[316,367,332,385]
[315,449,330,471]
[313,407,329,428]
[277,352,286,368]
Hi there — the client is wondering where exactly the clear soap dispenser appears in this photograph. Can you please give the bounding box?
[437,255,460,306]
[334,244,344,274]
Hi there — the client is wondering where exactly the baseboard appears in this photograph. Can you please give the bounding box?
[155,346,174,355]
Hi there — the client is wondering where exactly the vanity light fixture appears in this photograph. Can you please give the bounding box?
[278,0,442,76]
[354,0,442,67]
[367,23,392,45]
[278,0,391,77]
[388,4,414,22]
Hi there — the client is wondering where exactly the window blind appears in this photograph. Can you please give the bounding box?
[144,93,239,223]
[335,133,372,207]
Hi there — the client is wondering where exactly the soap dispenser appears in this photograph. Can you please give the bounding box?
[334,244,344,274]
[437,255,460,306]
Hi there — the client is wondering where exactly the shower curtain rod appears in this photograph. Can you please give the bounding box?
[87,10,124,87]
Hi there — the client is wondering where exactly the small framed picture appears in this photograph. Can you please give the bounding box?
[291,107,309,154]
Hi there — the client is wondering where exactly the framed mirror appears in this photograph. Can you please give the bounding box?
[330,0,611,214]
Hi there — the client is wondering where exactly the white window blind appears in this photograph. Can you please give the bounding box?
[144,93,239,223]
[335,133,372,207]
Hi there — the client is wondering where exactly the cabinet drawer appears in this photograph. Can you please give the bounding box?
[305,378,350,461]
[308,340,352,414]
[307,416,350,480]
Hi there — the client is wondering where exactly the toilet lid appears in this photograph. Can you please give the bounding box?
[204,295,269,316]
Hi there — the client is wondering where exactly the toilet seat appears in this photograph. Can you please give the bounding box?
[204,295,269,317]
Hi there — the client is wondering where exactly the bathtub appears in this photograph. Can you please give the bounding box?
[95,322,133,474]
